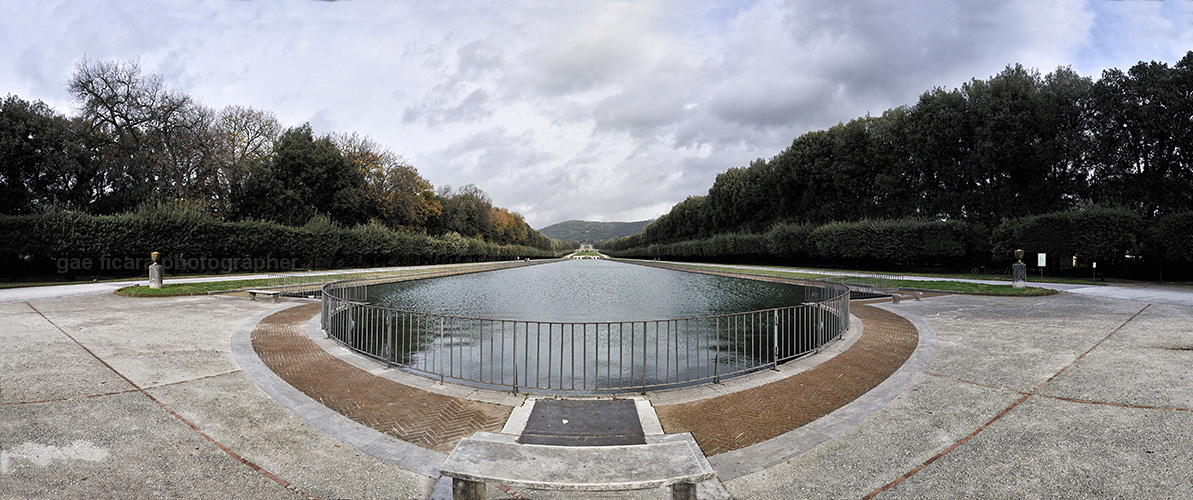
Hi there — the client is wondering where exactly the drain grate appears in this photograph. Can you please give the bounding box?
[519,399,646,446]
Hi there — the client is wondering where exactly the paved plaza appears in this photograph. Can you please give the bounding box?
[2,277,1192,499]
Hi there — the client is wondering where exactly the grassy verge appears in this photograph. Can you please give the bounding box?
[642,261,1057,297]
[115,278,273,297]
[750,264,1101,285]
[890,280,1056,296]
[0,276,137,289]
[112,260,548,297]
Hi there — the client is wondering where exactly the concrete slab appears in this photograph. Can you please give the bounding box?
[635,397,665,436]
[722,375,1024,499]
[31,293,277,387]
[0,393,293,499]
[146,370,435,500]
[440,432,713,491]
[1039,302,1193,410]
[900,293,1144,392]
[501,398,536,435]
[1065,282,1193,307]
[888,396,1193,499]
[0,303,131,403]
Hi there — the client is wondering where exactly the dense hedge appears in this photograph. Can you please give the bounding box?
[607,218,979,268]
[1154,211,1193,263]
[989,207,1142,265]
[607,209,1193,278]
[1,209,561,278]
[809,219,975,265]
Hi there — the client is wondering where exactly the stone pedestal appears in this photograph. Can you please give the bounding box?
[149,263,163,289]
[1012,262,1027,289]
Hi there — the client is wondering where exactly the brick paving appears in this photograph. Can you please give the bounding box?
[251,298,923,458]
[654,302,920,456]
[250,303,511,453]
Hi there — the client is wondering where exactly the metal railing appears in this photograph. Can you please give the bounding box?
[321,273,850,394]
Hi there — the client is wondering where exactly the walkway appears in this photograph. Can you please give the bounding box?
[655,303,917,455]
[251,303,510,453]
[669,260,1193,307]
[3,279,1192,498]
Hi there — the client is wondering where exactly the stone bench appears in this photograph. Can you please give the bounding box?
[246,289,281,303]
[439,432,715,500]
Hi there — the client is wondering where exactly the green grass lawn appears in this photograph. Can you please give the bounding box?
[115,278,274,297]
[642,261,1058,297]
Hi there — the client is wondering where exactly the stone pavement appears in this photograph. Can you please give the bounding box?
[3,282,1193,499]
[1,293,436,499]
[722,293,1193,499]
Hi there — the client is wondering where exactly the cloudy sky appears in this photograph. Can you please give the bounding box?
[3,1,1191,228]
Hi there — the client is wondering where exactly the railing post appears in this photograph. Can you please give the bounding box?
[713,316,720,384]
[772,309,780,371]
[439,317,445,383]
[511,321,518,394]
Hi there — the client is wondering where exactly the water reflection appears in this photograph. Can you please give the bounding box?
[335,260,830,392]
[369,259,805,322]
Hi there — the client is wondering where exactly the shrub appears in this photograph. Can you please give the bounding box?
[810,219,970,265]
[990,207,1141,264]
[1154,211,1193,263]
[0,209,561,277]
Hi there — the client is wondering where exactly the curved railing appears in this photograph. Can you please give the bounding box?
[321,272,850,394]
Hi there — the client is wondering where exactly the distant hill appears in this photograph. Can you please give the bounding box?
[537,219,652,244]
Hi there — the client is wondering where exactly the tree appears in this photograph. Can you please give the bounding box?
[331,132,440,228]
[68,57,211,213]
[241,124,368,226]
[0,95,101,213]
[1089,52,1193,216]
[212,105,281,219]
[432,184,494,238]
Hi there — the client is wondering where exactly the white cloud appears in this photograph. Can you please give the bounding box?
[1,0,1188,228]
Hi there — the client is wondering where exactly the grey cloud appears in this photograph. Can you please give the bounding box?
[403,87,494,126]
[592,70,698,133]
[457,40,504,79]
[433,126,555,180]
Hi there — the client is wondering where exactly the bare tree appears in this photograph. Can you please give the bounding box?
[68,57,208,211]
[210,105,281,217]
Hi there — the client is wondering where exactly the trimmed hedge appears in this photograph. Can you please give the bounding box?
[809,219,972,265]
[1,209,560,277]
[1155,211,1193,263]
[608,218,976,267]
[990,207,1142,265]
[605,209,1190,278]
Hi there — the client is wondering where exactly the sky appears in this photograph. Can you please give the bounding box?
[2,1,1192,229]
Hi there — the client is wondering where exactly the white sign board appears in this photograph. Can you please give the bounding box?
[1037,253,1046,267]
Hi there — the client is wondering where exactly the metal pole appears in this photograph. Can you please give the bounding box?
[714,316,720,383]
[438,316,445,383]
[772,309,779,371]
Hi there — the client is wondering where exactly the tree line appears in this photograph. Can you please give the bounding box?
[604,53,1193,278]
[0,58,559,251]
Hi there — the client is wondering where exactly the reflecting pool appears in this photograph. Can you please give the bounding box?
[326,259,844,393]
[368,259,806,322]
